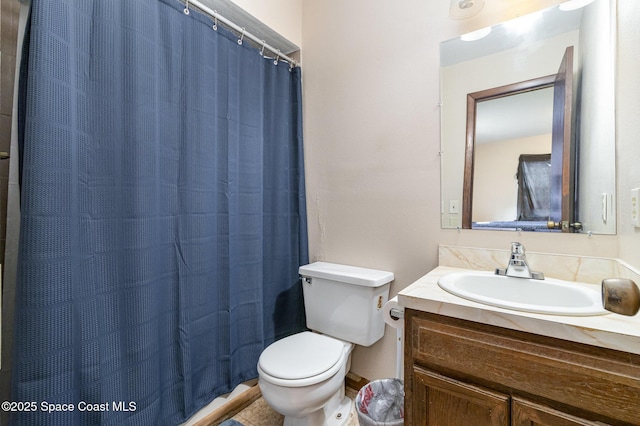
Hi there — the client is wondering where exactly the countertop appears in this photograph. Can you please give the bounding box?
[397,266,640,355]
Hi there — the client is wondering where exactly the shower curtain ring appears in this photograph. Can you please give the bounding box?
[260,40,266,57]
[238,28,245,45]
[274,50,281,66]
[212,11,218,30]
[184,0,190,15]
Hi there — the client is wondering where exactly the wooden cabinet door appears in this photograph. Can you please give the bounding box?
[512,397,609,426]
[413,367,509,426]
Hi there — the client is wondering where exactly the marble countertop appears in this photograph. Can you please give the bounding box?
[398,266,640,355]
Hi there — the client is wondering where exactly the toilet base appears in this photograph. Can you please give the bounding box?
[282,390,352,426]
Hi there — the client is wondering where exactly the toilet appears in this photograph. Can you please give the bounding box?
[257,262,394,426]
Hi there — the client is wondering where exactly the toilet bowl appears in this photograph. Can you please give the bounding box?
[257,262,394,426]
[258,332,354,425]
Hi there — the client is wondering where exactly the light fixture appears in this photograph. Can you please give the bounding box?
[460,27,492,42]
[449,0,485,20]
[559,0,595,11]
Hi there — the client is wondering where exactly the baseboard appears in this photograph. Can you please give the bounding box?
[191,384,262,426]
[345,371,369,392]
[191,372,368,425]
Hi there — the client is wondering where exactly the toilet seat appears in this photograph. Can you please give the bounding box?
[258,332,350,388]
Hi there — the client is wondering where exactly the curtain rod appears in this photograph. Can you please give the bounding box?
[185,0,299,68]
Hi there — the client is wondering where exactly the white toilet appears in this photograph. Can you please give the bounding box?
[257,262,394,426]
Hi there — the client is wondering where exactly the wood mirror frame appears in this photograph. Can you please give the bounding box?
[462,75,555,229]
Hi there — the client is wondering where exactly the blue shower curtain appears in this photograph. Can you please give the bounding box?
[11,1,308,425]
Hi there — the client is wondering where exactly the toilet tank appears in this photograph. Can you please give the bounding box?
[299,262,394,347]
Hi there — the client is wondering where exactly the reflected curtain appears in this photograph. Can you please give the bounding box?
[516,154,551,221]
[11,1,308,425]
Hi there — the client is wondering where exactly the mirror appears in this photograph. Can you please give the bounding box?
[440,0,616,234]
[464,47,574,232]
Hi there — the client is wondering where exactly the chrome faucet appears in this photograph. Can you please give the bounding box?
[495,242,544,280]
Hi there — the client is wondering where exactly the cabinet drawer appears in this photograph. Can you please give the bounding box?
[407,310,640,424]
[512,397,608,426]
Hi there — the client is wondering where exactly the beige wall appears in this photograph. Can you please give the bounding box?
[301,0,639,381]
[239,0,640,380]
[301,0,441,379]
[473,135,551,222]
[229,0,302,47]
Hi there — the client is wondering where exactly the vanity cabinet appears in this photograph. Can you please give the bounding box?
[404,309,640,425]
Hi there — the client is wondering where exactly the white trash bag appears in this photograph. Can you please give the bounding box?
[355,379,404,426]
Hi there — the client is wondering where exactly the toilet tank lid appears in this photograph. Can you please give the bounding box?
[299,262,394,287]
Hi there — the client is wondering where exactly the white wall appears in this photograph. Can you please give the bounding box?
[616,1,640,269]
[577,0,616,234]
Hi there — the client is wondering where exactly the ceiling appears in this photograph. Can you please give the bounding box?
[441,6,583,67]
[476,86,554,144]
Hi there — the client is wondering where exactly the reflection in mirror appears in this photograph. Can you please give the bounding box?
[440,0,616,234]
[472,87,553,227]
[464,46,574,232]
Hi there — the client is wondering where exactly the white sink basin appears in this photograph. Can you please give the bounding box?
[438,271,607,316]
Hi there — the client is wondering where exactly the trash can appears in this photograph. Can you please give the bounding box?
[355,378,404,426]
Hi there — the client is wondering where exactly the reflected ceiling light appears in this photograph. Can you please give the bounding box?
[449,0,485,20]
[559,0,596,11]
[460,27,492,42]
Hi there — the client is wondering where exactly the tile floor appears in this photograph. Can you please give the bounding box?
[231,387,360,426]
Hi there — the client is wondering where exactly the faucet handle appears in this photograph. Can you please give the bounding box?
[511,242,524,254]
